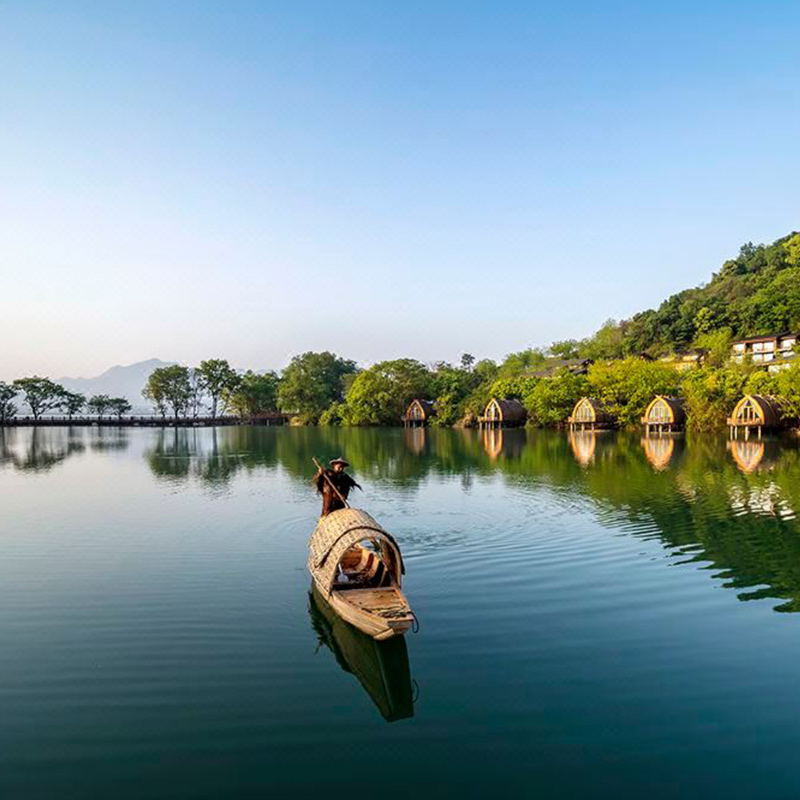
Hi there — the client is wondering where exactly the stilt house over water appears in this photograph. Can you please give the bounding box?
[567,398,615,431]
[727,395,786,440]
[402,399,435,428]
[641,396,686,434]
[478,398,526,429]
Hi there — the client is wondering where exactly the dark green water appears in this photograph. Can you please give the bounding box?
[3,425,800,799]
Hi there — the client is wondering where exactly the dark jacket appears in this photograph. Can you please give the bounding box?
[315,469,361,515]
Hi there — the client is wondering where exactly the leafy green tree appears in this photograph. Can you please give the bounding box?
[188,369,205,419]
[460,353,476,371]
[681,364,751,431]
[87,395,113,419]
[693,327,733,367]
[430,363,479,426]
[108,397,132,420]
[497,348,547,376]
[58,389,86,420]
[278,352,358,424]
[143,365,192,419]
[196,359,239,418]
[12,377,63,420]
[0,382,17,423]
[773,362,800,420]
[580,320,626,360]
[587,358,680,427]
[342,359,432,426]
[525,370,588,426]
[549,340,581,360]
[225,371,280,418]
[318,402,345,426]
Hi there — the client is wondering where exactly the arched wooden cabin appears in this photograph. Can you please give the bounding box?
[402,399,435,428]
[727,395,785,440]
[478,398,526,429]
[567,398,615,431]
[641,396,685,434]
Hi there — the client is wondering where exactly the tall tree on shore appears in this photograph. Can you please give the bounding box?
[196,359,239,419]
[278,351,358,424]
[108,397,132,420]
[58,390,86,420]
[342,359,432,426]
[0,382,18,424]
[188,369,205,419]
[224,371,279,418]
[12,377,63,421]
[87,394,112,419]
[143,365,192,420]
[460,353,475,371]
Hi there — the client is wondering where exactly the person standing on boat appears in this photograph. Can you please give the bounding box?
[315,458,361,516]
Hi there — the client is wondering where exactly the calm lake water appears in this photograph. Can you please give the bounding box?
[3,425,800,798]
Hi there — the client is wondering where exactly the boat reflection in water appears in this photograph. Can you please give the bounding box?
[308,585,415,723]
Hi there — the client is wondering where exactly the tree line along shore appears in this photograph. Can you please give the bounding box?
[2,232,799,432]
[3,347,800,433]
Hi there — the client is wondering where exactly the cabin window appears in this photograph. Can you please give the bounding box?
[738,399,759,423]
[649,401,669,423]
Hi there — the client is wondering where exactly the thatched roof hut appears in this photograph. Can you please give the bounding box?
[402,399,435,426]
[641,396,686,431]
[478,398,527,428]
[567,397,615,430]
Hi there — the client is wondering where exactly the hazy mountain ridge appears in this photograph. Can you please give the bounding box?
[58,359,176,412]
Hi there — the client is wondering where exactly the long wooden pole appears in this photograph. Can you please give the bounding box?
[312,457,350,509]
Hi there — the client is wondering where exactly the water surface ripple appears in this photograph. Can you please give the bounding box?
[2,426,800,798]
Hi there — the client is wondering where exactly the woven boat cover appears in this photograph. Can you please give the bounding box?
[308,508,404,594]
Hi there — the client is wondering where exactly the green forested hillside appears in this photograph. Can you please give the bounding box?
[553,231,800,360]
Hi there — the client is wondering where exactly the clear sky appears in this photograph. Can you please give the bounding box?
[1,1,799,380]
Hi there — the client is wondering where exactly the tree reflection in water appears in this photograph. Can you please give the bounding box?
[0,427,88,473]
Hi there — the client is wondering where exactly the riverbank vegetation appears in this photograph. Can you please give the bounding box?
[3,231,800,430]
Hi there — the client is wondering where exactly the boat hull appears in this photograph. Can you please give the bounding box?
[320,582,414,640]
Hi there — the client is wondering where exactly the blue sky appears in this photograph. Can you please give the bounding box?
[1,1,799,379]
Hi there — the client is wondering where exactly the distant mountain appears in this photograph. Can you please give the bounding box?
[58,359,176,412]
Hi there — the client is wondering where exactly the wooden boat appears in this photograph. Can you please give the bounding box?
[309,584,415,722]
[308,508,414,640]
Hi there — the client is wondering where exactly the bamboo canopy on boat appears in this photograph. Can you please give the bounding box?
[308,508,405,596]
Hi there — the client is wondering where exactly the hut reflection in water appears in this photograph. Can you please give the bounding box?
[403,426,427,455]
[728,438,777,474]
[569,430,597,466]
[308,585,415,723]
[641,435,676,471]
